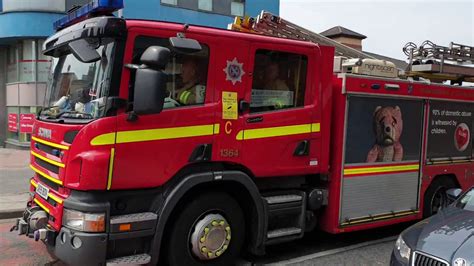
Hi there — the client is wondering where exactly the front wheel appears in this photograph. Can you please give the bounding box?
[164,192,245,266]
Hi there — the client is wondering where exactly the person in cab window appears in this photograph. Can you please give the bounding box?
[262,61,291,110]
[264,61,289,91]
[176,58,205,105]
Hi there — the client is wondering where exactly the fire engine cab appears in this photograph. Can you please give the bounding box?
[12,1,474,265]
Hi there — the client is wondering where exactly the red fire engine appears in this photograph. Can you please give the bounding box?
[12,1,474,265]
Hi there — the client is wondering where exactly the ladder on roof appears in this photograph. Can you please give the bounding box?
[403,40,474,84]
[228,11,375,59]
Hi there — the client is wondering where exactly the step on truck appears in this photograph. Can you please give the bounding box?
[11,1,474,265]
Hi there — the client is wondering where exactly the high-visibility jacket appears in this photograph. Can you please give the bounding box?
[178,87,196,105]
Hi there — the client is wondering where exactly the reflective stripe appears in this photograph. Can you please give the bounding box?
[31,151,65,168]
[30,164,63,185]
[91,124,220,146]
[107,148,115,190]
[236,123,321,141]
[32,136,69,150]
[90,132,116,146]
[343,164,420,176]
[213,123,220,134]
[48,193,63,204]
[34,198,50,214]
[179,90,192,104]
[31,179,38,188]
[116,124,216,144]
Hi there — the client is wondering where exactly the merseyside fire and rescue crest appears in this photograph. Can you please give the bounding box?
[223,57,245,85]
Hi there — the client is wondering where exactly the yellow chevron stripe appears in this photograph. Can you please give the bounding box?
[34,198,50,213]
[32,136,69,150]
[31,151,65,168]
[236,123,321,141]
[30,164,63,185]
[344,164,420,176]
[30,180,63,204]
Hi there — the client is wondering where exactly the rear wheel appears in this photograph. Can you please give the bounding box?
[164,192,245,266]
[423,177,457,217]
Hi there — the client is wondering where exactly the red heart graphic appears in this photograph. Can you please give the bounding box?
[455,126,469,149]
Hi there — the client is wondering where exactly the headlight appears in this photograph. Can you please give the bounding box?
[63,209,105,232]
[395,235,411,263]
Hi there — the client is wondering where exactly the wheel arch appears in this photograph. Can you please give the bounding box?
[149,169,266,265]
[427,173,461,189]
[422,173,461,217]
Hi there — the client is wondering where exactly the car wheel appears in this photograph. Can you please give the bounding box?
[423,178,457,217]
[164,192,245,266]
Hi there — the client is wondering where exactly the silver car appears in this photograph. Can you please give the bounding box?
[391,187,473,266]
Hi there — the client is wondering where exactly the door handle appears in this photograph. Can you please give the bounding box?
[294,140,310,156]
[246,116,263,123]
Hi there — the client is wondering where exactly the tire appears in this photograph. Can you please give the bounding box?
[423,177,457,218]
[164,192,245,266]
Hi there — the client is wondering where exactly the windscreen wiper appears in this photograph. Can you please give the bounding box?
[54,111,94,119]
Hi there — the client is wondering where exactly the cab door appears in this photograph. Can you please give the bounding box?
[240,43,320,177]
[111,28,217,190]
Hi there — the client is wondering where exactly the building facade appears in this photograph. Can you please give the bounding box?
[122,0,279,28]
[0,0,280,148]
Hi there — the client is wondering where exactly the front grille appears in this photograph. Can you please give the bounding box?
[37,175,60,191]
[35,158,60,174]
[413,251,448,266]
[36,142,56,156]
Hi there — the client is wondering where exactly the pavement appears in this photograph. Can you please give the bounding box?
[0,148,32,219]
[0,218,62,265]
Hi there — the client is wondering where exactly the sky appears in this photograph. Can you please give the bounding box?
[280,0,474,60]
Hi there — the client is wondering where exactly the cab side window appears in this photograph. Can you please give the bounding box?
[130,36,210,109]
[250,50,308,113]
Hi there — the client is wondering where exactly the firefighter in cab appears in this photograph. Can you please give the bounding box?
[175,58,206,105]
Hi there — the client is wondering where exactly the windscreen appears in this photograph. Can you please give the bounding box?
[41,38,116,120]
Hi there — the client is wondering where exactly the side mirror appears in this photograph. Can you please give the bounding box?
[447,188,463,203]
[132,46,170,116]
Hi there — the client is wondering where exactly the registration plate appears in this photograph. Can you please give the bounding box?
[36,183,49,200]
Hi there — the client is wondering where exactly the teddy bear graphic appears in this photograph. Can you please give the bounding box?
[366,106,404,162]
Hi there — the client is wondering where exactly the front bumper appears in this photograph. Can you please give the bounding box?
[14,187,162,265]
[55,227,108,265]
[13,206,107,265]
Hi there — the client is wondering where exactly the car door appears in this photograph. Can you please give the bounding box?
[111,28,217,189]
[240,43,319,177]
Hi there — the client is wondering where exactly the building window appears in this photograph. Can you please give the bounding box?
[161,0,244,17]
[231,0,244,16]
[198,0,212,11]
[161,0,177,5]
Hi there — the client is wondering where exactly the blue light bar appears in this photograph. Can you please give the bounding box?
[54,0,124,30]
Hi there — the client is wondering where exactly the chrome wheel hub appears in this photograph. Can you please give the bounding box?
[190,213,231,260]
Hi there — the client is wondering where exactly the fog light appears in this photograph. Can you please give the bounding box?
[71,236,82,249]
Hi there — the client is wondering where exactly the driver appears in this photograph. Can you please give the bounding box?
[175,58,205,105]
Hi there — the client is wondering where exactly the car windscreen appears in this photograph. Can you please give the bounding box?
[456,188,474,211]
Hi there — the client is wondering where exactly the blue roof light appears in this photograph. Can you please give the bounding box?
[54,0,124,30]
